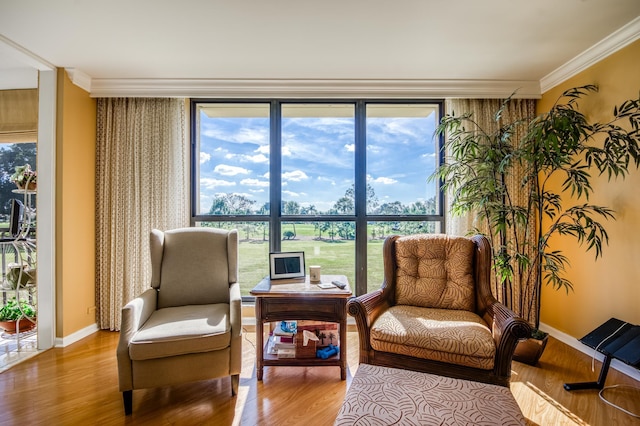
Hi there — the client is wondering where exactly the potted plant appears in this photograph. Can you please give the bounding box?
[0,297,36,334]
[431,85,640,364]
[10,164,37,190]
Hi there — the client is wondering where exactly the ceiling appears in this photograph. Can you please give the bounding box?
[1,0,639,97]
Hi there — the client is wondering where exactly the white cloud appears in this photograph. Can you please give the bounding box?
[375,177,398,184]
[422,152,436,159]
[245,153,269,163]
[368,144,382,154]
[240,178,269,187]
[367,174,398,185]
[214,164,250,176]
[224,152,269,163]
[282,170,309,182]
[200,152,211,164]
[317,176,336,185]
[345,143,355,152]
[283,190,300,197]
[202,125,268,146]
[200,178,236,189]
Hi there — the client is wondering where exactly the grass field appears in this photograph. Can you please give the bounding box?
[214,223,390,295]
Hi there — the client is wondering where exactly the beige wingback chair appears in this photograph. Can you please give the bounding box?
[117,227,242,415]
[348,234,531,387]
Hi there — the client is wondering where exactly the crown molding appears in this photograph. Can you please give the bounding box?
[65,68,92,93]
[540,16,640,93]
[89,78,541,99]
[0,34,56,71]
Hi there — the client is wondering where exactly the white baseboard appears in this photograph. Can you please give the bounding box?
[54,323,99,348]
[539,322,640,383]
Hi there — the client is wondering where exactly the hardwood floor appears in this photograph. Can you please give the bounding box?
[0,329,638,425]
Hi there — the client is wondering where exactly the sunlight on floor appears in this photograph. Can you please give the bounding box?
[511,380,589,426]
[0,328,40,373]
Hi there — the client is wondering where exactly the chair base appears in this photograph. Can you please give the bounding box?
[121,375,239,415]
[123,390,132,415]
[231,374,239,396]
[366,350,510,387]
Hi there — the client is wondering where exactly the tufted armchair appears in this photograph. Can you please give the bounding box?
[117,227,242,414]
[348,234,531,387]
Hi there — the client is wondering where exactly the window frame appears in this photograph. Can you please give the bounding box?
[190,98,445,298]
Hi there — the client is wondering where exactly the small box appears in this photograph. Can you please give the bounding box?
[277,348,296,358]
[296,336,317,359]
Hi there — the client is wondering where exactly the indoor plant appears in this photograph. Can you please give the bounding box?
[0,297,36,334]
[10,164,37,190]
[431,85,640,363]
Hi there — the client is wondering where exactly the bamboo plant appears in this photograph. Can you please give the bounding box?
[431,85,640,331]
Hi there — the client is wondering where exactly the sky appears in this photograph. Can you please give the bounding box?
[197,107,438,215]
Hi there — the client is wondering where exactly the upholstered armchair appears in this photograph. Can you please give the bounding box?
[348,234,531,387]
[117,227,242,415]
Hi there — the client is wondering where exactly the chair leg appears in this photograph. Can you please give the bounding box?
[123,390,133,415]
[231,374,239,396]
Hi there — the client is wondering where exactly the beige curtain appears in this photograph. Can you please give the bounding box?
[96,98,189,331]
[443,98,538,322]
[0,89,38,143]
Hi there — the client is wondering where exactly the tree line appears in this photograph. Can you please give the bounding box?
[206,184,437,241]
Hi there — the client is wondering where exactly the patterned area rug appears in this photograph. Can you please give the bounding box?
[335,363,525,426]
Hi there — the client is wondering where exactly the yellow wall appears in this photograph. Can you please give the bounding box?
[538,40,640,338]
[55,71,97,337]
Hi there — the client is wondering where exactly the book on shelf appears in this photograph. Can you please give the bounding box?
[273,321,297,337]
[267,335,296,354]
[273,335,296,350]
[275,335,294,344]
[267,336,278,355]
[277,347,296,359]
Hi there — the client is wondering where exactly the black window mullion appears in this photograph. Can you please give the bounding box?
[270,100,282,253]
[355,100,367,296]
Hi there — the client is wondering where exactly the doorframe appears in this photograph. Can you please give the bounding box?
[0,35,57,350]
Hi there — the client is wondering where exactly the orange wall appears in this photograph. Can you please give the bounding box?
[538,40,640,338]
[55,71,97,337]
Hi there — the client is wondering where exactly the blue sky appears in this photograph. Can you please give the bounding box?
[197,109,438,214]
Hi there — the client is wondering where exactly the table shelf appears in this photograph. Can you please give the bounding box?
[251,275,351,380]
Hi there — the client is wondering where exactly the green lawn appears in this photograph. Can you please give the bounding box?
[236,223,386,295]
[211,222,423,296]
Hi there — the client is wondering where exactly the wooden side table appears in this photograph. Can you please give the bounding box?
[250,274,352,380]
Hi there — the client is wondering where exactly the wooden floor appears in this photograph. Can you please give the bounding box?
[0,330,639,425]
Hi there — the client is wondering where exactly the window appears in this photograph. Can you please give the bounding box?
[192,100,443,298]
[0,142,37,219]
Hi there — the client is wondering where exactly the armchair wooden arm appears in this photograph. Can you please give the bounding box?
[347,289,390,364]
[486,299,532,379]
[472,234,532,379]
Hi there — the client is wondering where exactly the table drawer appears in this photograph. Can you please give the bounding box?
[258,297,345,322]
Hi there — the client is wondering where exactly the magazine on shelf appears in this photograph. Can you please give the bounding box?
[273,321,297,337]
[277,348,296,358]
[273,335,296,350]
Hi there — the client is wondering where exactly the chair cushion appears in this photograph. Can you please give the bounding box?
[158,228,231,309]
[129,304,231,361]
[370,305,495,370]
[394,234,475,311]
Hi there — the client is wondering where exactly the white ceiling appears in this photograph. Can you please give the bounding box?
[1,0,639,97]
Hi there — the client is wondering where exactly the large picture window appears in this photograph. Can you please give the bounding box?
[192,100,443,297]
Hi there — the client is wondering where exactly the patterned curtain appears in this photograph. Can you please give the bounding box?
[96,98,189,330]
[443,98,539,324]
